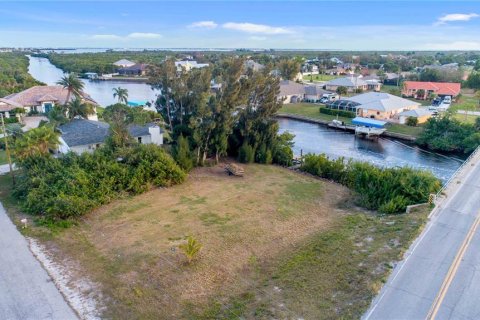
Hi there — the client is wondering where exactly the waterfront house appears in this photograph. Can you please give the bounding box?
[118,63,148,76]
[402,81,461,100]
[346,92,420,121]
[278,80,305,103]
[58,119,163,154]
[0,98,23,119]
[3,86,98,120]
[304,86,332,102]
[113,59,136,68]
[397,108,433,124]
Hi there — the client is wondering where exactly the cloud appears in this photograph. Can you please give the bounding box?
[91,33,162,41]
[222,22,293,34]
[189,21,218,29]
[249,36,267,41]
[127,32,162,39]
[435,13,479,25]
[91,34,122,40]
[422,41,480,50]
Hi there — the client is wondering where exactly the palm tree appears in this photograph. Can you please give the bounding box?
[113,87,129,104]
[56,73,84,104]
[66,97,94,120]
[179,236,202,264]
[14,126,59,161]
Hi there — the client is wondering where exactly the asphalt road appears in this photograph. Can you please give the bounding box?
[0,204,77,320]
[364,153,480,320]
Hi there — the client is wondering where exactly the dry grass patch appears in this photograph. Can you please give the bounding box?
[48,164,351,318]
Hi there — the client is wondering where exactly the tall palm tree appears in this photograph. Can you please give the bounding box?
[113,87,129,104]
[14,126,59,161]
[66,97,94,120]
[56,73,84,104]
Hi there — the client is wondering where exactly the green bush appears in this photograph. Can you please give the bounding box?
[14,144,185,221]
[320,107,355,118]
[174,135,194,171]
[238,143,255,163]
[406,116,418,127]
[301,154,440,214]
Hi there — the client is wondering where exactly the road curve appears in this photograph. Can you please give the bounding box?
[364,151,480,320]
[0,204,77,320]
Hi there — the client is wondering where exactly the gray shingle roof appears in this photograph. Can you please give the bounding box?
[279,80,305,97]
[346,92,420,112]
[325,76,367,87]
[59,119,160,147]
[398,108,433,117]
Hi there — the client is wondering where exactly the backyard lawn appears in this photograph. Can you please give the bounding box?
[302,74,340,82]
[279,103,425,137]
[0,164,431,319]
[0,150,9,165]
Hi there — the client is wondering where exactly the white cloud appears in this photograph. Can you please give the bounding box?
[222,22,293,34]
[91,33,161,41]
[435,13,479,25]
[127,32,162,39]
[249,36,267,41]
[91,34,122,40]
[422,41,480,50]
[188,21,218,29]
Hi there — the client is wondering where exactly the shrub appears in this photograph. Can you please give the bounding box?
[174,135,194,171]
[301,153,441,214]
[238,143,255,163]
[179,236,202,264]
[272,132,294,166]
[406,116,418,127]
[320,107,355,118]
[14,144,185,221]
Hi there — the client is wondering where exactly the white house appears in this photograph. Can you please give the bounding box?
[175,60,209,72]
[113,59,136,68]
[58,119,163,154]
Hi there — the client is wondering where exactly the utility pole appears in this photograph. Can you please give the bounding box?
[0,113,15,186]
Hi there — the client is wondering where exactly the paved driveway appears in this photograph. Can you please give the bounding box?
[0,204,77,319]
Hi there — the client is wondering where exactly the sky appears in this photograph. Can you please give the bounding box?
[1,1,480,50]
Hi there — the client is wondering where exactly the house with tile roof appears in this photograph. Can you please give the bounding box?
[3,86,98,120]
[345,92,421,121]
[0,98,23,119]
[57,119,163,154]
[402,81,461,100]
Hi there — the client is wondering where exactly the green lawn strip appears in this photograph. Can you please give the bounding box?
[302,74,340,82]
[0,150,9,165]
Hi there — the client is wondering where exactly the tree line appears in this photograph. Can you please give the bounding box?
[0,53,43,97]
[148,57,294,168]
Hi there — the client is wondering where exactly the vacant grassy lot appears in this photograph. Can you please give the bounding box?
[279,103,425,137]
[0,164,431,319]
[302,74,340,82]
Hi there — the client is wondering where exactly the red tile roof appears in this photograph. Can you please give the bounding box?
[403,81,461,96]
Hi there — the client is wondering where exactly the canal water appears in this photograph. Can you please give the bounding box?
[28,56,159,107]
[27,55,462,181]
[278,118,462,182]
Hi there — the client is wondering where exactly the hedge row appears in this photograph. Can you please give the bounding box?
[300,154,440,214]
[319,107,355,118]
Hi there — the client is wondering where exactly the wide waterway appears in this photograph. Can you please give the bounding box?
[27,55,462,182]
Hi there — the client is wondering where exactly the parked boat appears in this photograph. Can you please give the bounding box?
[352,117,386,139]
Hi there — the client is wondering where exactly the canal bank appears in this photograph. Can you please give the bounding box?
[277,113,417,142]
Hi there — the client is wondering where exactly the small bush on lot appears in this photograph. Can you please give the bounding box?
[406,116,418,127]
[301,154,440,213]
[14,144,186,221]
[320,107,355,118]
